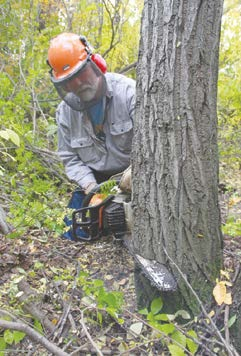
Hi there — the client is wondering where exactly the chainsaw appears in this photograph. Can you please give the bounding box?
[72,180,177,292]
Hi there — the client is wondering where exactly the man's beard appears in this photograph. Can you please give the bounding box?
[77,82,99,102]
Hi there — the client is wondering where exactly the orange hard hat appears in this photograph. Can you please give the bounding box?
[47,33,89,80]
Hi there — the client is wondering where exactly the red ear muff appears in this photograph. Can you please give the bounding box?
[79,35,107,73]
[91,53,107,74]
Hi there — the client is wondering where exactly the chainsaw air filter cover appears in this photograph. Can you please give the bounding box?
[103,202,126,238]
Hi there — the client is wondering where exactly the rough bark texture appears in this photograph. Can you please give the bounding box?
[132,0,223,313]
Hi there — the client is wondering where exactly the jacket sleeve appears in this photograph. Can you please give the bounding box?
[56,103,96,189]
[126,79,136,122]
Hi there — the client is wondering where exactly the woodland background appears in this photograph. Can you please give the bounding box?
[0,0,241,355]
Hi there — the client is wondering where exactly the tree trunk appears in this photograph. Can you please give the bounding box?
[0,205,11,235]
[132,0,223,314]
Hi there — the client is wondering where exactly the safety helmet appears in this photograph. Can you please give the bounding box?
[47,33,107,111]
[47,33,89,80]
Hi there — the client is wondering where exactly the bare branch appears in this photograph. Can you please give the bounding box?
[0,319,68,356]
[118,61,137,74]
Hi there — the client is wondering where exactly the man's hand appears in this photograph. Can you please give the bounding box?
[119,166,131,193]
[85,182,97,195]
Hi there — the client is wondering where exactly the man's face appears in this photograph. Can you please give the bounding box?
[64,62,102,102]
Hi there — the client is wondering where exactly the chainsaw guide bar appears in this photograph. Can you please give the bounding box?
[134,254,177,292]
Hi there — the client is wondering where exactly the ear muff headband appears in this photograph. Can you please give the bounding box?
[79,36,107,74]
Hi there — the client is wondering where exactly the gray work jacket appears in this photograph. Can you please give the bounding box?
[56,72,136,189]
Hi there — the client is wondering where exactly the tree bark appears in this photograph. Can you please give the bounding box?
[0,205,11,235]
[132,0,223,313]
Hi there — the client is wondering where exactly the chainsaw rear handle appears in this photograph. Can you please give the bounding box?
[72,192,114,241]
[72,179,121,241]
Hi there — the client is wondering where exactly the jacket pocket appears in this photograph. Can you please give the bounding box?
[70,137,100,164]
[110,120,133,152]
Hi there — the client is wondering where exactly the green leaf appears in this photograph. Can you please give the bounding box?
[174,309,191,320]
[138,308,148,315]
[0,130,9,141]
[6,129,20,146]
[0,337,6,351]
[93,279,104,288]
[97,311,103,325]
[4,330,14,345]
[150,297,163,315]
[105,307,118,320]
[34,319,43,334]
[154,313,169,321]
[187,330,199,354]
[168,344,185,356]
[13,331,26,344]
[228,314,237,328]
[157,323,175,335]
[147,311,155,322]
[171,330,186,347]
[34,261,44,270]
[117,317,124,325]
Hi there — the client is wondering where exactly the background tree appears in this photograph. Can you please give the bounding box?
[132,0,223,313]
[218,0,241,171]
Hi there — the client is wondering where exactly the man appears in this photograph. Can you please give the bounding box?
[47,33,135,239]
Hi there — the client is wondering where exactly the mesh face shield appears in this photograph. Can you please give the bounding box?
[50,60,107,111]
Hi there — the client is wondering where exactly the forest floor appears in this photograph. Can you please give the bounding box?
[0,172,241,355]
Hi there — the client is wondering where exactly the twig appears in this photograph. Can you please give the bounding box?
[40,270,78,341]
[54,282,77,332]
[71,320,114,354]
[0,319,68,356]
[42,262,82,344]
[118,61,137,74]
[71,307,104,356]
[224,305,230,345]
[17,278,55,334]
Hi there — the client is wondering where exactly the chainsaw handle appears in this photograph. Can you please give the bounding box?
[72,195,114,241]
[82,182,105,209]
[82,178,121,209]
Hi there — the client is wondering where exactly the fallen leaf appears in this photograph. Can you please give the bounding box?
[213,281,232,306]
[224,292,232,305]
[208,310,215,318]
[220,270,230,280]
[213,281,226,305]
[130,322,143,335]
[118,278,127,285]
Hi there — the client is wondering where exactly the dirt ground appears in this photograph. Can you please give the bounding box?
[0,185,241,355]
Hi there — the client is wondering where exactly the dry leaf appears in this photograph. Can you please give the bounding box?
[208,310,215,318]
[213,281,227,305]
[119,278,127,285]
[220,270,230,280]
[224,292,232,305]
[130,322,143,335]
